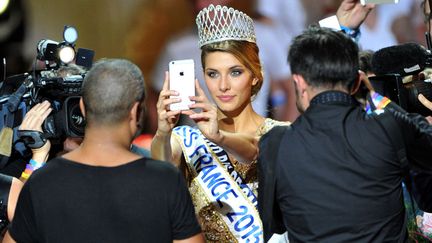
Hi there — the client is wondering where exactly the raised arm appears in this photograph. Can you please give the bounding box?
[151,71,183,166]
[336,0,375,29]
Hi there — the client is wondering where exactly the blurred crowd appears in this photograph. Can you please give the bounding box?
[126,0,427,134]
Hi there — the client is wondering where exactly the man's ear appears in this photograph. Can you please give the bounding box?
[129,102,140,122]
[353,70,375,94]
[79,97,86,118]
[293,74,307,93]
[350,72,362,95]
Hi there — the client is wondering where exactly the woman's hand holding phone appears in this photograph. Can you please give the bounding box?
[156,71,182,136]
[184,80,222,143]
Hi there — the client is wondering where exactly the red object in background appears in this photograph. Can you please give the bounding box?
[132,134,153,150]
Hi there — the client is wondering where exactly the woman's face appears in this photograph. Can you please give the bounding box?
[203,51,257,114]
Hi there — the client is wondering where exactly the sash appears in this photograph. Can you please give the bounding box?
[173,126,263,242]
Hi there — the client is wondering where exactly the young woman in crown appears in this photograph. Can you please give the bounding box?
[152,4,288,242]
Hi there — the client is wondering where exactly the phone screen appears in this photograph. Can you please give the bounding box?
[169,59,195,111]
[360,0,398,5]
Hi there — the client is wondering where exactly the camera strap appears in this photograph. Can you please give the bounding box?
[17,130,47,149]
[365,92,391,114]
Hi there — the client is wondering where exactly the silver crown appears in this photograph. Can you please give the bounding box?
[196,4,256,47]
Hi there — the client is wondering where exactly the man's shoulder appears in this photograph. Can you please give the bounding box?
[27,157,181,190]
[259,124,291,150]
[259,118,290,137]
[141,158,180,175]
[32,157,68,175]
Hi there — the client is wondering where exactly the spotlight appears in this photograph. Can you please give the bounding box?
[58,45,75,64]
[36,25,79,66]
[0,0,9,15]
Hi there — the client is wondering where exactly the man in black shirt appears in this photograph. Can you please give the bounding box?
[4,59,204,243]
[258,27,432,242]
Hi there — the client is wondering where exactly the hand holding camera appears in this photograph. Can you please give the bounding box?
[418,94,432,123]
[18,101,52,163]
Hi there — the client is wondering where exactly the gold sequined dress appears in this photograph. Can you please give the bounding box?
[184,118,288,242]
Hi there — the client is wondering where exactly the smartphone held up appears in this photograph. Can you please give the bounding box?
[169,59,196,111]
[360,0,398,5]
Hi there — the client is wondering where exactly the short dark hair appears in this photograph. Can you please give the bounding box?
[82,58,145,125]
[288,26,359,90]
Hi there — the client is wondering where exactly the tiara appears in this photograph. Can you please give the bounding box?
[196,4,256,47]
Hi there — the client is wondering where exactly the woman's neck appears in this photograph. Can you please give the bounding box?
[217,103,264,134]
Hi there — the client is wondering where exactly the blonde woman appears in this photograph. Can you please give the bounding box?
[152,4,288,242]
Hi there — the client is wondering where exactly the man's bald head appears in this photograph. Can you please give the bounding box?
[81,59,145,126]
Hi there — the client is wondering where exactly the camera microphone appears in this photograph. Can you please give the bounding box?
[372,43,428,77]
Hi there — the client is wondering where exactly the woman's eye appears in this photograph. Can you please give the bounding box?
[207,71,218,78]
[231,70,243,77]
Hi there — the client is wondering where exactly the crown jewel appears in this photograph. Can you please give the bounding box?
[196,4,256,47]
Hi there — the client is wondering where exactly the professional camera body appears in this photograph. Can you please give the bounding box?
[0,26,94,142]
[368,74,432,116]
[370,42,432,116]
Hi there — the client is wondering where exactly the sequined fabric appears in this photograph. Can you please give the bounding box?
[188,118,289,242]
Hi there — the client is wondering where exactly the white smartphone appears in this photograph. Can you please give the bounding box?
[360,0,398,5]
[169,59,195,111]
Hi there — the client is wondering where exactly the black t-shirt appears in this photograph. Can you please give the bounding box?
[9,157,201,243]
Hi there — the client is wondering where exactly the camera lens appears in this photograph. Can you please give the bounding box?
[65,97,85,137]
[68,103,85,135]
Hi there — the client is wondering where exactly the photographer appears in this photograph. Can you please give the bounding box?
[258,26,432,242]
[4,58,203,242]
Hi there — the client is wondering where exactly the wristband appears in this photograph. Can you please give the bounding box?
[21,159,46,180]
[29,159,45,170]
[340,25,361,42]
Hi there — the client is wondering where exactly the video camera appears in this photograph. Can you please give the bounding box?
[368,74,432,116]
[0,26,94,142]
[370,42,432,117]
